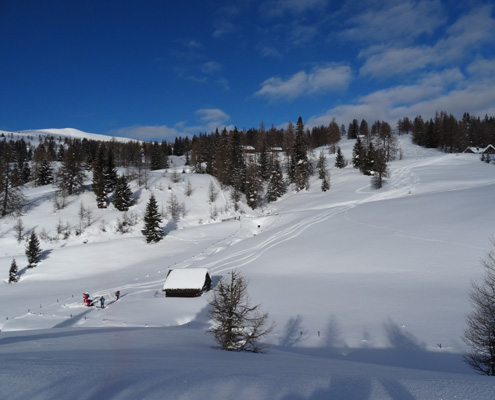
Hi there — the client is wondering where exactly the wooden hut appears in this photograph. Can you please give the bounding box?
[162,268,212,297]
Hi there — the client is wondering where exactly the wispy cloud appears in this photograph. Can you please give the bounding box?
[358,4,495,78]
[260,0,329,18]
[172,39,229,90]
[110,108,233,140]
[341,0,445,44]
[254,64,352,101]
[195,108,230,123]
[306,61,495,128]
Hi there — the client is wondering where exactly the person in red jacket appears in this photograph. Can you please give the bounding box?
[115,290,120,300]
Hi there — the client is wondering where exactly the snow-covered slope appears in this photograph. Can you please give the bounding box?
[1,127,134,143]
[1,135,495,399]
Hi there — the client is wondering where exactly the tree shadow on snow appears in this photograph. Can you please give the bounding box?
[163,218,178,235]
[278,314,305,347]
[344,318,471,374]
[52,309,93,328]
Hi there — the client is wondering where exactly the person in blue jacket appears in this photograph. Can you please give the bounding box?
[100,296,105,308]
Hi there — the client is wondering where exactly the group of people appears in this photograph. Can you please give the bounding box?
[83,290,120,308]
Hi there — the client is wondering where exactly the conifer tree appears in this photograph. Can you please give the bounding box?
[105,148,118,193]
[371,148,389,189]
[58,147,86,196]
[9,258,19,283]
[316,151,327,180]
[352,135,363,168]
[360,142,375,176]
[0,142,25,216]
[92,147,108,208]
[150,142,164,170]
[25,230,42,268]
[291,117,312,191]
[244,162,262,210]
[335,147,346,168]
[112,175,133,211]
[141,194,163,243]
[266,158,285,202]
[35,159,54,186]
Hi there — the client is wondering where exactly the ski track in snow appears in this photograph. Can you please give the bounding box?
[206,205,354,275]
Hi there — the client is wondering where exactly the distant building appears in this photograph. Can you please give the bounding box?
[463,145,495,154]
[243,146,255,154]
[162,268,212,297]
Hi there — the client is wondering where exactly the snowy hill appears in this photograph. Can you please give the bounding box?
[1,127,134,143]
[1,135,495,399]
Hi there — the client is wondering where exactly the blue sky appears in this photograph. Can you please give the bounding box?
[1,0,494,141]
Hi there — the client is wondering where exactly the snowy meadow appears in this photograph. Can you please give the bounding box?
[1,131,495,399]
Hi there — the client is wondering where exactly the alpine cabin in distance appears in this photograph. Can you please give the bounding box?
[162,268,212,297]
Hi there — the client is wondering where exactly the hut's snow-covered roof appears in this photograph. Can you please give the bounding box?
[163,268,210,290]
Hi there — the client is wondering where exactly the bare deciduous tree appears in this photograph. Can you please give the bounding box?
[463,240,495,375]
[208,270,273,353]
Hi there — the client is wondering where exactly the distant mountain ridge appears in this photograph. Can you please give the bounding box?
[1,127,135,143]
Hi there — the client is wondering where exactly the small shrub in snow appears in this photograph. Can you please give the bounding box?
[115,212,138,234]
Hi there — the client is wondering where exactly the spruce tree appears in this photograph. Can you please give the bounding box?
[244,162,262,210]
[291,117,312,191]
[141,194,163,243]
[105,148,118,193]
[25,231,42,268]
[92,147,108,208]
[266,158,285,202]
[9,258,19,283]
[35,159,54,186]
[352,136,363,168]
[112,175,133,211]
[335,147,346,168]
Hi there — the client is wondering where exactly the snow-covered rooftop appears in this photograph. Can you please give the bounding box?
[162,268,210,290]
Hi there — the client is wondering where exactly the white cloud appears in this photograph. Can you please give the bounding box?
[255,65,352,101]
[359,46,434,78]
[195,108,230,123]
[260,0,328,18]
[341,0,445,44]
[358,4,495,78]
[201,61,222,75]
[110,109,233,141]
[110,125,183,141]
[306,68,495,128]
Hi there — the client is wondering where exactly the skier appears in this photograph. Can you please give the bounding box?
[100,296,105,308]
[85,298,93,307]
[115,290,120,300]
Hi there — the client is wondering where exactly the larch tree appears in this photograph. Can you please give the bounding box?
[207,270,274,353]
[463,241,495,375]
